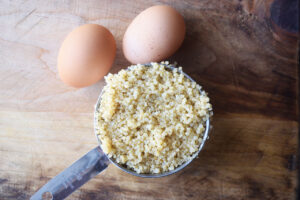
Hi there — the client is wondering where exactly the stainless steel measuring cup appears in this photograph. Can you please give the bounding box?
[31,64,211,200]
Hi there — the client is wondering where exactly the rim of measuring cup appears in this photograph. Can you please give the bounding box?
[94,63,211,178]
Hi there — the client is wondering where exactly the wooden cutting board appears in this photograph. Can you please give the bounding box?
[0,0,298,199]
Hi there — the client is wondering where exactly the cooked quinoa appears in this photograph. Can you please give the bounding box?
[95,62,212,174]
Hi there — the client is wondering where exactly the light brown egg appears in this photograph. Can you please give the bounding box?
[57,24,116,88]
[123,5,185,64]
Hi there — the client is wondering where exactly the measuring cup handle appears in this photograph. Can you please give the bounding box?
[31,146,110,200]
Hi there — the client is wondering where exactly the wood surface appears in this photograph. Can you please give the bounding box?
[0,0,298,199]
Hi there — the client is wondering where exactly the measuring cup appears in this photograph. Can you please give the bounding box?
[31,64,211,200]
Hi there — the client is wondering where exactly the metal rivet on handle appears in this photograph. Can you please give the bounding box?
[42,192,53,200]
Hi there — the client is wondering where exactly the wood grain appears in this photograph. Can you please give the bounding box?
[0,0,298,199]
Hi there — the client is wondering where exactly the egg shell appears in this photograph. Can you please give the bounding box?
[123,5,185,64]
[57,24,116,88]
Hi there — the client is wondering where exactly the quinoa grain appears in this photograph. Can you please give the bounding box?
[96,62,212,174]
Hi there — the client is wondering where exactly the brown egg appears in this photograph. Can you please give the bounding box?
[123,5,185,64]
[58,24,116,88]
